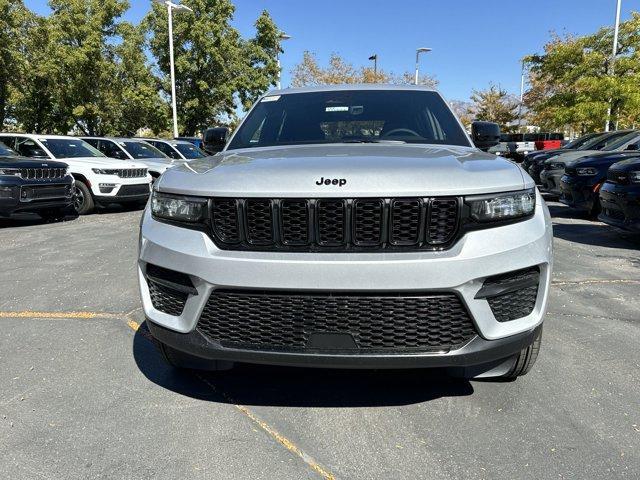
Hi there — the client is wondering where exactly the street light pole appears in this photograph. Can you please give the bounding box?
[414,47,432,85]
[518,60,526,131]
[605,0,622,132]
[368,54,378,75]
[167,3,178,138]
[154,0,193,138]
[277,32,291,89]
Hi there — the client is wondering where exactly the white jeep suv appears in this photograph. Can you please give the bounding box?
[138,85,553,380]
[0,134,152,214]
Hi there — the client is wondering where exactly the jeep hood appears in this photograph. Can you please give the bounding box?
[157,144,530,197]
[60,157,147,169]
[548,150,602,164]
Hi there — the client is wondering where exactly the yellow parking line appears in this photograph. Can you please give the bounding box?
[197,375,337,480]
[123,320,336,480]
[0,310,120,319]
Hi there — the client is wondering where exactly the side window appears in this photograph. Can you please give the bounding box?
[154,141,181,159]
[0,136,17,150]
[100,140,128,160]
[15,138,48,158]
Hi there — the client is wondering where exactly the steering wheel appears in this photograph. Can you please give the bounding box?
[382,128,421,138]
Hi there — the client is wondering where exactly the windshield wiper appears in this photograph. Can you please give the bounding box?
[340,139,406,144]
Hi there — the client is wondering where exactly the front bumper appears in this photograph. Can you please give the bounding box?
[95,183,151,204]
[598,182,640,232]
[559,174,600,211]
[540,169,563,195]
[0,180,74,216]
[138,190,553,367]
[147,318,542,370]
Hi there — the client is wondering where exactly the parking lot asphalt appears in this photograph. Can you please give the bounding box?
[0,201,639,480]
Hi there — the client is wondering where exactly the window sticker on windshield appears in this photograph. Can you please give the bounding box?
[261,95,281,102]
[325,106,349,112]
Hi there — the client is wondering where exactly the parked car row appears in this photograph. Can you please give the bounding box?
[490,132,564,161]
[522,130,640,233]
[0,133,209,218]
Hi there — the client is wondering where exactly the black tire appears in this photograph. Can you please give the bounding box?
[39,207,67,222]
[588,197,602,219]
[502,327,542,379]
[72,181,95,215]
[158,341,234,371]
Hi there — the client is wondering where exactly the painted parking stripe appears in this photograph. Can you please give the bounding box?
[126,320,337,480]
[0,310,121,319]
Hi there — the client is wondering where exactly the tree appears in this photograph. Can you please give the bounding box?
[17,0,168,135]
[524,13,640,131]
[144,1,281,135]
[0,0,30,127]
[291,51,438,88]
[468,84,518,130]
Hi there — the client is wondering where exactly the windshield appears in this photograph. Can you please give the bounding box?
[227,90,471,150]
[120,141,168,159]
[39,138,105,158]
[174,143,207,159]
[0,141,18,157]
[601,131,640,151]
[582,131,632,151]
[566,132,600,149]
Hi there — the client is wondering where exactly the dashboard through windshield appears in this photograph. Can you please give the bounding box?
[227,90,471,150]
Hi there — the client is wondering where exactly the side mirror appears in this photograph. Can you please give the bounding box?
[203,127,229,153]
[471,121,501,152]
[625,143,639,151]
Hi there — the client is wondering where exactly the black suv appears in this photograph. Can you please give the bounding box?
[599,157,640,233]
[0,141,74,219]
[559,149,640,217]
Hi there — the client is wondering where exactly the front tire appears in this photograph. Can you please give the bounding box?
[72,181,95,215]
[158,341,234,371]
[501,327,542,379]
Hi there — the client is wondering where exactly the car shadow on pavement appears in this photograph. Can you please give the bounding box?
[548,204,640,249]
[0,212,78,228]
[132,323,475,408]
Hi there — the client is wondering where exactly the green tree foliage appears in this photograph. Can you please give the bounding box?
[144,1,281,135]
[468,84,518,130]
[525,13,640,131]
[41,0,168,135]
[0,0,30,127]
[291,51,438,88]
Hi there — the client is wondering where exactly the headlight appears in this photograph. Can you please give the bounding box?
[546,162,565,170]
[630,171,640,184]
[0,167,22,177]
[576,167,598,176]
[467,189,536,222]
[92,168,114,174]
[151,191,207,223]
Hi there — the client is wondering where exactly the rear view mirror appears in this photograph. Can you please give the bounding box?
[471,121,501,152]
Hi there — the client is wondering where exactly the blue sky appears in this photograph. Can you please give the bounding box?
[25,0,635,101]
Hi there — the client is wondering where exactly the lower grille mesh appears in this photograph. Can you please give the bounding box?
[197,290,477,353]
[483,267,540,322]
[148,279,188,316]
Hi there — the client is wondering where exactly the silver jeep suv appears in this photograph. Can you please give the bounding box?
[138,85,552,379]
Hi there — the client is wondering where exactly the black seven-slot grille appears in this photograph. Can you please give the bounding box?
[197,290,477,352]
[210,197,461,251]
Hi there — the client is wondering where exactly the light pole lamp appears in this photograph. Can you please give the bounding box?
[414,47,432,85]
[153,0,193,138]
[276,32,291,89]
